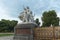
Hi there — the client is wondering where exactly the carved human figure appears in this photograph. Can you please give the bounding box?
[19,7,34,22]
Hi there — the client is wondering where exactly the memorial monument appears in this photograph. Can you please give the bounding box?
[13,7,37,40]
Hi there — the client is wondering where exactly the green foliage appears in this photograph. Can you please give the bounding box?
[0,33,13,37]
[35,18,40,26]
[42,10,59,27]
[0,19,18,32]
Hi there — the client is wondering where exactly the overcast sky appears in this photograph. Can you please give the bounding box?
[0,0,60,24]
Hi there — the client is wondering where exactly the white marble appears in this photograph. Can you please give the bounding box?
[19,7,34,23]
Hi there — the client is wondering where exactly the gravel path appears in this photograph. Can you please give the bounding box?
[0,36,13,40]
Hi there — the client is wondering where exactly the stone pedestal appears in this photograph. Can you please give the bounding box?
[13,22,37,40]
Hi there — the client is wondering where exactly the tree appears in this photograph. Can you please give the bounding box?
[35,18,40,26]
[0,19,18,32]
[9,20,18,32]
[42,10,59,27]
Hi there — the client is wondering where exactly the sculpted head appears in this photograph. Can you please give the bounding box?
[19,7,34,22]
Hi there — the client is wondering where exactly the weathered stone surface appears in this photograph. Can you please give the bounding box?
[13,34,33,40]
[15,22,37,28]
[13,23,37,40]
[16,29,31,34]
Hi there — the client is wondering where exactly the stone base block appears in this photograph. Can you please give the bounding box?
[13,34,33,40]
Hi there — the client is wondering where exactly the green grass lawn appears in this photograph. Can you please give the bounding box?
[0,33,14,37]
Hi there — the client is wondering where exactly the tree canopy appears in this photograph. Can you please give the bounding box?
[42,10,59,27]
[0,19,18,32]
